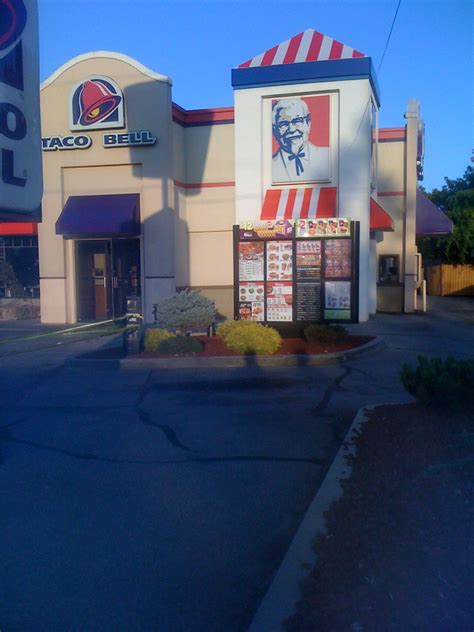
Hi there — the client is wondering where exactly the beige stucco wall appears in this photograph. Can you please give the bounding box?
[377,139,405,193]
[39,53,174,323]
[375,116,420,315]
[375,138,406,311]
[376,138,406,265]
[184,124,235,184]
[173,121,236,317]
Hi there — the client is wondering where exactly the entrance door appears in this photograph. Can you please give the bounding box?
[111,238,141,318]
[76,238,141,321]
[76,240,113,321]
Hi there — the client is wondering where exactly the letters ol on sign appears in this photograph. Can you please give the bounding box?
[0,0,42,219]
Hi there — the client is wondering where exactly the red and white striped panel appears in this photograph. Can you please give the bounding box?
[261,187,337,220]
[239,29,365,68]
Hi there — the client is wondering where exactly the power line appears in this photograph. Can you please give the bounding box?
[349,0,402,150]
[377,0,402,74]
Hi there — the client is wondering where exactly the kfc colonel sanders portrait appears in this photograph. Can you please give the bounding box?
[272,97,330,183]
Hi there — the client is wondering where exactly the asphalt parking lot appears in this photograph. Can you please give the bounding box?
[0,296,472,631]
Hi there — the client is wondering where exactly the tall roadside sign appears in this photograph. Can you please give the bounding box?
[0,0,42,221]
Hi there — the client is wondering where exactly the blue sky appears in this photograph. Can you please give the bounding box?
[38,0,472,192]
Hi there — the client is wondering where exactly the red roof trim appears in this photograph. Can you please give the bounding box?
[0,222,38,236]
[174,180,235,190]
[172,104,234,126]
[378,127,406,141]
[370,197,394,231]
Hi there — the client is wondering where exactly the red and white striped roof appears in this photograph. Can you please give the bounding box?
[239,29,365,68]
[261,187,337,220]
[260,188,393,231]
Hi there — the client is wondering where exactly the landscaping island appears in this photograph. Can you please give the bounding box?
[285,357,474,631]
[138,334,374,358]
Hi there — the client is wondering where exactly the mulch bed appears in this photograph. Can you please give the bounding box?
[138,335,373,358]
[285,403,474,632]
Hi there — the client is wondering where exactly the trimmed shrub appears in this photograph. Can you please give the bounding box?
[216,319,237,341]
[304,323,348,344]
[157,335,203,354]
[153,289,216,334]
[218,320,281,355]
[144,328,174,352]
[400,355,474,411]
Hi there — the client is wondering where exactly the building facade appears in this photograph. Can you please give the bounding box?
[7,29,447,324]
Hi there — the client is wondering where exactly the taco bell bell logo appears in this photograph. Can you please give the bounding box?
[70,76,124,131]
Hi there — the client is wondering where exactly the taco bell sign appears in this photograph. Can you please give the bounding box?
[0,0,42,220]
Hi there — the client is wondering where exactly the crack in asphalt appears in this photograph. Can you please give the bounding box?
[136,407,191,452]
[0,435,325,466]
[0,364,338,467]
[312,365,352,415]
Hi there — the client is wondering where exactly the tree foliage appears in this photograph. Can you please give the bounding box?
[153,289,216,334]
[417,166,474,264]
[0,260,21,291]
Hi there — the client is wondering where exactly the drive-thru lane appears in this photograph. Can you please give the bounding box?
[0,296,472,631]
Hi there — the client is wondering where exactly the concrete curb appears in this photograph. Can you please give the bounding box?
[68,336,383,369]
[247,403,385,632]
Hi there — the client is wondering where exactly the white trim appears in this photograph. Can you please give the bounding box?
[341,44,354,59]
[41,51,172,90]
[272,39,291,66]
[276,190,288,219]
[295,29,313,63]
[308,188,320,218]
[293,188,305,216]
[318,36,333,61]
[250,52,265,68]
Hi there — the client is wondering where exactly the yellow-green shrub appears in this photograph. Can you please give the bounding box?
[144,328,174,352]
[216,319,237,340]
[218,320,281,355]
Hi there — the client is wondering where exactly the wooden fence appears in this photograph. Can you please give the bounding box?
[425,264,474,296]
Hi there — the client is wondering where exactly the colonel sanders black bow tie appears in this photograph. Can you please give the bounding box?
[288,148,306,176]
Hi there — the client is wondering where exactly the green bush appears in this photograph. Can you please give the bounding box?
[153,289,216,334]
[216,319,237,341]
[304,323,348,344]
[144,328,174,352]
[218,320,281,355]
[157,335,203,354]
[400,355,474,411]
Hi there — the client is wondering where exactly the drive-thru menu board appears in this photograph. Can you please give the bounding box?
[265,241,293,322]
[266,281,293,321]
[324,239,352,278]
[238,242,264,281]
[234,219,358,323]
[295,240,322,321]
[238,281,265,321]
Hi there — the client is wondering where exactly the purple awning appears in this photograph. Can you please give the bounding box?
[416,190,453,235]
[56,194,140,238]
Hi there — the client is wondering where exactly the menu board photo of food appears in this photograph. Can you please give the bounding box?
[296,218,351,238]
[239,242,264,281]
[266,281,293,321]
[296,240,321,267]
[325,281,351,310]
[239,282,264,321]
[324,239,352,278]
[239,220,294,240]
[266,241,293,281]
[337,218,350,236]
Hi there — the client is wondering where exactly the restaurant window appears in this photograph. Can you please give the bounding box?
[0,236,39,298]
[379,255,400,284]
